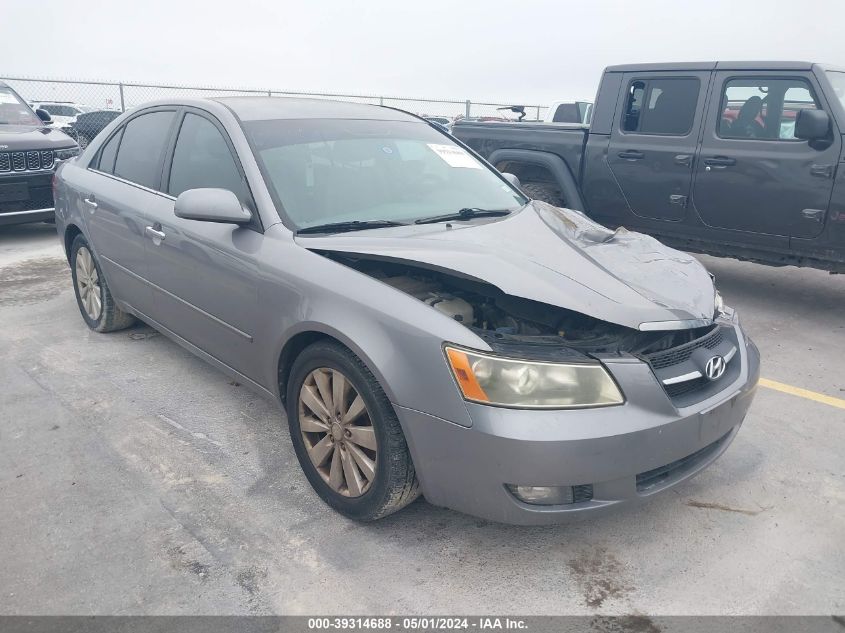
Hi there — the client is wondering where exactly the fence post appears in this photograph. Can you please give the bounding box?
[379,96,384,106]
[267,90,272,97]
[118,83,125,112]
[536,106,541,121]
[465,100,471,118]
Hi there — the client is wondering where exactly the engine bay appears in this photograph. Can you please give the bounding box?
[322,253,713,358]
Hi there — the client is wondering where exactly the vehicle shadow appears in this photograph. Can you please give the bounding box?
[0,221,57,243]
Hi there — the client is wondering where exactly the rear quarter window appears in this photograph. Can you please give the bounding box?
[96,128,123,174]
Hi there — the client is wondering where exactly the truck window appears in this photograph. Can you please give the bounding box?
[622,78,699,136]
[718,78,819,141]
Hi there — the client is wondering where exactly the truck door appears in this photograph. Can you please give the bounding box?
[691,72,840,239]
[607,72,709,221]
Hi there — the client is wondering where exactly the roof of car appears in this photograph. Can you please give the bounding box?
[604,61,843,73]
[211,96,421,122]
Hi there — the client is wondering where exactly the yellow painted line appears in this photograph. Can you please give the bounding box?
[759,378,845,411]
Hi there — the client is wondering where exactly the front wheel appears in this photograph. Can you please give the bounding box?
[286,341,420,521]
[70,234,135,332]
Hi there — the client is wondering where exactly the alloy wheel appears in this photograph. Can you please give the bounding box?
[298,368,378,497]
[75,246,102,321]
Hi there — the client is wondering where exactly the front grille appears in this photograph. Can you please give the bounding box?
[636,431,731,492]
[644,326,723,370]
[0,150,53,173]
[642,325,738,405]
[664,376,708,398]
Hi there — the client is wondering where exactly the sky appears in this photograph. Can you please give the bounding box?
[2,0,845,106]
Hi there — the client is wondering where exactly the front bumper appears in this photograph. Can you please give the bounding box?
[395,324,760,525]
[0,171,55,226]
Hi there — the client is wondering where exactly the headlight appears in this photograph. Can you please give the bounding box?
[714,290,724,315]
[444,346,624,409]
[714,289,736,321]
[55,147,80,161]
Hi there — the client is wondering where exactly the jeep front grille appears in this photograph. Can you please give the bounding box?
[0,150,54,173]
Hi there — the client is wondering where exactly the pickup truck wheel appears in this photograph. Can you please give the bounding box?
[286,341,420,521]
[521,181,565,207]
[70,234,135,332]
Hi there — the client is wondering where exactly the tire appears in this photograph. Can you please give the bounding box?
[70,234,135,333]
[286,341,420,521]
[521,180,565,207]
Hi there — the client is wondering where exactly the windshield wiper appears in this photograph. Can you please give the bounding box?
[414,208,512,225]
[296,220,408,235]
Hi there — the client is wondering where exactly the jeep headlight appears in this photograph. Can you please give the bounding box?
[55,147,80,161]
[444,346,623,409]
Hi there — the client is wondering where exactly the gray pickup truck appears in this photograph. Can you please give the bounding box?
[452,62,845,272]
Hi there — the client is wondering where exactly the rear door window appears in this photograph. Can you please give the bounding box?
[112,111,176,189]
[622,77,700,135]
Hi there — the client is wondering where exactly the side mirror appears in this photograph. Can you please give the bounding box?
[501,172,522,190]
[795,109,830,141]
[174,188,252,225]
[36,108,52,123]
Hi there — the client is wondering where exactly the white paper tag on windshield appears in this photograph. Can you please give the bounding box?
[427,143,482,169]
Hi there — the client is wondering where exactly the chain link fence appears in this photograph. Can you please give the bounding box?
[3,76,548,140]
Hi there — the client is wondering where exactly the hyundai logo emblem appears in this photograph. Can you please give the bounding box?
[704,355,727,381]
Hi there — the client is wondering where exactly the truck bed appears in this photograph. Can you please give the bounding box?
[452,121,589,178]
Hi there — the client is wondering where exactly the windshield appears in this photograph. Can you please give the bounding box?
[244,118,526,229]
[0,87,41,126]
[827,71,845,111]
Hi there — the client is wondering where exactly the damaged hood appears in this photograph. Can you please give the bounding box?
[296,202,716,331]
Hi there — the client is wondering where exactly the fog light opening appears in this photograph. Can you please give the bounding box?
[507,484,593,506]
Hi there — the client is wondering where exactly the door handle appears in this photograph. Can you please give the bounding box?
[617,150,644,160]
[674,154,692,167]
[703,156,736,168]
[145,225,166,242]
[83,196,97,211]
[801,208,825,222]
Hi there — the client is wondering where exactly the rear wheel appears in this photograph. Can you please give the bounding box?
[70,234,135,332]
[286,341,420,520]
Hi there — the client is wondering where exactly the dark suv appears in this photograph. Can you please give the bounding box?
[0,81,79,226]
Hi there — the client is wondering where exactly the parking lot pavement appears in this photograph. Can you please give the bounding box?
[1,222,843,616]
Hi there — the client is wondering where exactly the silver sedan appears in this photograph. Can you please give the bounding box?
[54,97,760,524]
